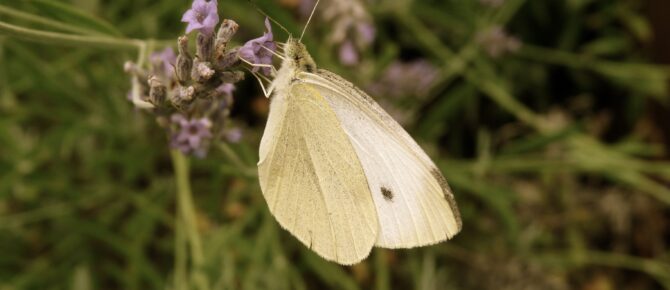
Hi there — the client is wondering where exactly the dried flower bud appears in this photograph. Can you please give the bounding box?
[124,61,147,78]
[216,47,240,69]
[215,19,239,48]
[176,36,193,83]
[124,61,136,73]
[180,86,195,101]
[214,20,239,65]
[191,58,215,82]
[219,71,245,84]
[148,76,167,106]
[197,32,214,61]
[171,85,195,109]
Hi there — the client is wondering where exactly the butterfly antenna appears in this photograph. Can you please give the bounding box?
[245,0,292,36]
[299,0,320,41]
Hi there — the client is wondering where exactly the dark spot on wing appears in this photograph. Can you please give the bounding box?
[430,168,462,230]
[381,187,393,201]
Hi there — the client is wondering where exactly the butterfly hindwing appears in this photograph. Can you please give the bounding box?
[257,82,379,264]
[300,70,462,248]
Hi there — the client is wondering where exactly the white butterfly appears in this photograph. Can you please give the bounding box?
[244,6,461,265]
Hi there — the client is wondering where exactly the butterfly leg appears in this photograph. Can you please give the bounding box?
[261,45,285,60]
[245,68,274,98]
[239,57,278,77]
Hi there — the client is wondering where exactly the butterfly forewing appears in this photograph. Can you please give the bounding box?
[257,82,379,264]
[298,70,462,248]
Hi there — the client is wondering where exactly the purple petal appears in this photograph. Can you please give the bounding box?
[225,128,243,143]
[181,0,219,35]
[185,22,204,34]
[263,17,273,39]
[238,49,259,63]
[187,135,202,148]
[357,23,376,45]
[239,17,276,76]
[181,9,196,22]
[339,41,359,65]
[171,114,188,127]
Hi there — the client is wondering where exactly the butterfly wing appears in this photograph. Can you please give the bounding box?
[258,82,379,264]
[299,70,462,248]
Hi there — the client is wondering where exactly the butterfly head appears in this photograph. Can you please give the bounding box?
[283,37,316,73]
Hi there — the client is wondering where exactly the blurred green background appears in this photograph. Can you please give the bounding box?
[1,0,670,289]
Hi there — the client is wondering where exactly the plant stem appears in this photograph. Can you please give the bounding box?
[217,143,258,177]
[0,4,104,36]
[171,150,210,290]
[0,20,141,50]
[174,209,188,290]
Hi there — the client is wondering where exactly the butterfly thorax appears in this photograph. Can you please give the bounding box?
[271,38,317,98]
[283,38,316,73]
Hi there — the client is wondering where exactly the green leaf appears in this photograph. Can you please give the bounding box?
[30,0,123,37]
[592,61,669,100]
[581,36,630,57]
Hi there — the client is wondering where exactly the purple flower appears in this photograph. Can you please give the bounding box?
[239,17,276,76]
[224,127,243,143]
[367,60,440,99]
[338,40,359,66]
[150,47,176,79]
[356,22,376,46]
[215,83,235,108]
[181,0,220,36]
[476,26,521,58]
[170,114,213,157]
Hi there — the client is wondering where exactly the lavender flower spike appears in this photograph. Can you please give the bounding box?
[170,114,213,157]
[238,17,276,76]
[181,0,219,36]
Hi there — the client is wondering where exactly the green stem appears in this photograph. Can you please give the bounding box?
[171,150,210,290]
[174,205,188,290]
[518,44,589,69]
[217,143,248,170]
[0,4,104,36]
[540,250,670,289]
[217,143,258,177]
[463,68,548,132]
[0,20,141,49]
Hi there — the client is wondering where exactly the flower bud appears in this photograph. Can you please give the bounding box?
[176,36,192,83]
[219,71,245,84]
[191,58,215,83]
[197,32,214,61]
[170,85,195,110]
[148,76,167,106]
[216,47,240,69]
[215,19,239,48]
[180,85,195,102]
[123,61,147,78]
[124,61,136,73]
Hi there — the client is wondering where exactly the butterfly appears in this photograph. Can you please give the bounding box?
[243,2,461,265]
